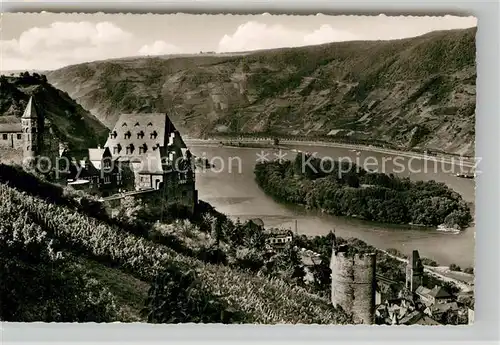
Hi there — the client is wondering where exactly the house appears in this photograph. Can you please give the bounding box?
[68,146,124,196]
[415,285,453,306]
[376,298,416,325]
[299,248,322,283]
[86,113,198,211]
[424,301,459,319]
[0,116,23,149]
[265,228,293,249]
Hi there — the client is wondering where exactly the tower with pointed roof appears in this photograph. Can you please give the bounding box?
[21,96,39,164]
[406,250,424,292]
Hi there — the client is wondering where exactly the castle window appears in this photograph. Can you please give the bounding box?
[104,175,111,184]
[25,128,29,133]
[150,130,158,139]
[103,158,111,169]
[139,143,148,154]
[122,122,127,127]
[126,144,135,154]
[137,130,145,139]
[124,131,131,139]
[134,122,140,127]
[110,130,118,139]
[147,122,153,127]
[2,134,7,140]
[113,144,122,154]
[17,134,22,140]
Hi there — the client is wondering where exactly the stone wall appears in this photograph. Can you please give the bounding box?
[0,132,24,150]
[331,251,376,324]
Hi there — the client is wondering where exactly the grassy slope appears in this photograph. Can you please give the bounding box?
[47,27,476,155]
[0,180,348,324]
[76,257,149,322]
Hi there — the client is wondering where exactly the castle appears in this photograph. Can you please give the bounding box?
[83,113,198,212]
[0,96,64,173]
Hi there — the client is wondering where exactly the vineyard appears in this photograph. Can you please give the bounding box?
[0,182,350,324]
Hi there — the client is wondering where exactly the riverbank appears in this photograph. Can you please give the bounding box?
[185,138,476,168]
[379,249,474,292]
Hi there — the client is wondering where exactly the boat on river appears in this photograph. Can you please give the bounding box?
[437,224,461,234]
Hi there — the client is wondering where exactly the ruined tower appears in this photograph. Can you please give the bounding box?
[330,234,377,324]
[21,96,39,166]
[405,250,424,292]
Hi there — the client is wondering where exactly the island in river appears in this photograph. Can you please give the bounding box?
[187,141,475,268]
[254,151,472,230]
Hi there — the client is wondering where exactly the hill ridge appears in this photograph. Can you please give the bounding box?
[47,27,476,155]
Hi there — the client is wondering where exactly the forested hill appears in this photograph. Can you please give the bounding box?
[47,27,476,155]
[0,73,108,151]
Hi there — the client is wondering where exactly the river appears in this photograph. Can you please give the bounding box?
[188,144,475,268]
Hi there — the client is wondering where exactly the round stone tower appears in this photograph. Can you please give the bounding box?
[330,236,376,324]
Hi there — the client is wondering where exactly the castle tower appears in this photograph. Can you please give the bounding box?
[405,250,424,292]
[21,96,40,165]
[330,235,377,324]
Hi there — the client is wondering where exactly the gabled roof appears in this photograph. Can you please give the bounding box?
[412,315,442,325]
[88,148,105,162]
[416,285,452,299]
[22,96,39,119]
[430,302,459,314]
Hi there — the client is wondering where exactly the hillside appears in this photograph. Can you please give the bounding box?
[0,163,351,324]
[47,28,476,156]
[0,73,108,151]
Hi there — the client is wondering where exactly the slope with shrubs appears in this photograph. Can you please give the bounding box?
[47,27,476,155]
[0,164,350,324]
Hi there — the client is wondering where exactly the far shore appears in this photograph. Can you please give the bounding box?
[184,138,476,168]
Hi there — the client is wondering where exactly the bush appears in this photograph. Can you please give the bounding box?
[449,263,461,272]
[421,258,439,267]
[463,267,474,274]
[143,265,248,323]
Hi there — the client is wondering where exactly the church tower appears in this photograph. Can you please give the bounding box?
[405,250,424,292]
[21,96,40,166]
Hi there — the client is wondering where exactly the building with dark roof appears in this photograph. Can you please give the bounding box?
[424,301,459,319]
[415,285,453,306]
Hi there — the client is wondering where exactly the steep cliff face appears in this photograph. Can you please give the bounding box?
[0,74,108,151]
[47,27,476,155]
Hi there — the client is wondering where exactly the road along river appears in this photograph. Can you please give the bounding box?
[187,142,475,268]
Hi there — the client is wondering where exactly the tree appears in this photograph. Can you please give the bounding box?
[463,267,474,274]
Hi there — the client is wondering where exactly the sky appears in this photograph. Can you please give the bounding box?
[0,13,477,72]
